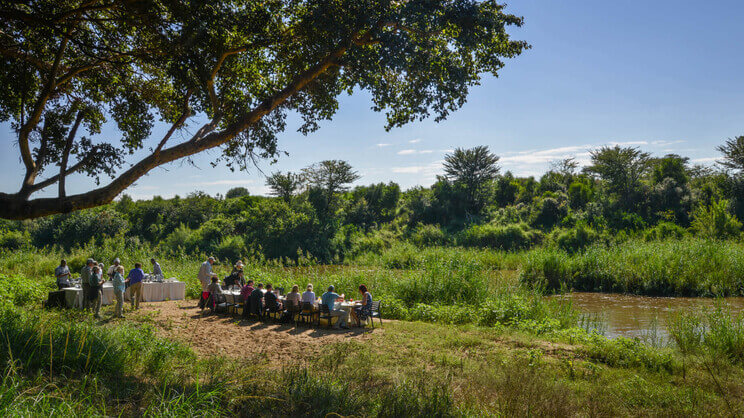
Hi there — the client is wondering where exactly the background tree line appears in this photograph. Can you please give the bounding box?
[1,136,743,263]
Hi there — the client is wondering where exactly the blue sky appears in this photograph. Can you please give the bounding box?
[2,0,743,199]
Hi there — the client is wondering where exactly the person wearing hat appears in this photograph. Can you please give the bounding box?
[107,258,122,280]
[321,285,349,329]
[225,260,245,287]
[198,256,218,309]
[126,262,145,310]
[80,258,95,311]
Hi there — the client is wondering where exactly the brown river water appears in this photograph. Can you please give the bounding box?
[555,292,744,339]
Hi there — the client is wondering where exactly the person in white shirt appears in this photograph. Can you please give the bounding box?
[301,284,316,304]
[107,258,122,279]
[150,258,163,277]
[197,257,217,308]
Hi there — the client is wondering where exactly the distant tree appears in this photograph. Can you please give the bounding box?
[567,181,593,210]
[651,154,689,186]
[691,199,742,239]
[586,146,650,210]
[302,160,360,200]
[0,1,528,219]
[225,187,250,199]
[493,172,520,207]
[265,172,302,203]
[717,136,744,172]
[551,157,580,177]
[443,146,500,214]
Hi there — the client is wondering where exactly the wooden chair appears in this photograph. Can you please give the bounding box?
[207,293,230,314]
[284,299,301,325]
[298,302,318,327]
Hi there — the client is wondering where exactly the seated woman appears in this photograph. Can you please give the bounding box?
[285,285,301,309]
[224,261,245,287]
[351,284,373,327]
[55,259,72,289]
[301,284,316,305]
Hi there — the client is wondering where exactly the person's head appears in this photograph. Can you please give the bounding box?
[60,259,66,267]
[247,280,254,286]
[116,265,124,274]
[358,284,368,294]
[256,283,264,289]
[150,258,156,264]
[211,276,218,283]
[266,284,273,291]
[92,266,100,273]
[113,258,120,265]
[86,258,94,267]
[134,262,142,269]
[327,285,335,293]
[208,256,215,265]
[235,260,244,269]
[292,285,299,293]
[306,284,313,292]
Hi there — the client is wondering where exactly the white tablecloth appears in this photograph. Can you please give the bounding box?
[62,283,115,309]
[125,280,185,302]
[224,291,242,304]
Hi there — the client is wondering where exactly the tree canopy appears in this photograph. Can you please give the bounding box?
[0,0,528,219]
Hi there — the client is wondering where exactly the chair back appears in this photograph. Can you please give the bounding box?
[214,293,227,304]
[301,302,314,313]
[319,303,331,315]
[370,300,380,312]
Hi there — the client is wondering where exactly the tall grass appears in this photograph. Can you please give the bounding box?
[521,238,744,296]
[668,301,744,363]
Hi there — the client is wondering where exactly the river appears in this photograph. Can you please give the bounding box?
[556,292,744,340]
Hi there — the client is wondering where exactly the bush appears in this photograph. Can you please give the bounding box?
[0,230,29,250]
[214,235,247,262]
[408,224,449,247]
[458,223,542,251]
[644,222,686,241]
[555,223,600,253]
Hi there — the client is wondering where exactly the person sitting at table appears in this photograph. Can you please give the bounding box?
[264,284,282,314]
[285,285,301,309]
[126,262,145,310]
[80,259,95,311]
[112,265,126,319]
[301,284,316,305]
[204,276,223,310]
[240,280,255,317]
[55,259,71,290]
[107,258,122,279]
[198,257,218,309]
[150,258,163,278]
[321,285,349,329]
[248,282,265,317]
[224,260,244,288]
[351,284,373,327]
[89,266,104,319]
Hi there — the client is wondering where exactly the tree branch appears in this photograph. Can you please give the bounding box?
[0,38,353,219]
[155,92,192,156]
[58,110,85,197]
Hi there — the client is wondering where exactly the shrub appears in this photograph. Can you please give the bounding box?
[408,224,449,247]
[215,235,247,262]
[644,222,686,241]
[458,223,542,251]
[554,223,600,253]
[691,199,742,239]
[0,230,29,250]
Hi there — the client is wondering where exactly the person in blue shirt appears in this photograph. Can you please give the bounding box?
[126,262,145,310]
[321,285,349,329]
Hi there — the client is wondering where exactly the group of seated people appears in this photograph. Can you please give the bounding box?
[196,256,374,329]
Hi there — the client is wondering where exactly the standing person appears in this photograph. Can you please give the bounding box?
[351,284,373,327]
[89,265,104,319]
[321,285,349,329]
[55,259,71,290]
[197,257,218,309]
[112,265,126,318]
[80,259,95,311]
[150,258,163,278]
[107,258,122,279]
[126,262,145,310]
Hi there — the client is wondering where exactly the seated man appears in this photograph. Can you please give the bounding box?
[55,259,71,290]
[248,282,265,317]
[321,285,349,329]
[264,284,283,313]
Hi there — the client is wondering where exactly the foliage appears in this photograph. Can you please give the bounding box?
[691,199,742,239]
[716,135,744,172]
[459,223,542,251]
[443,146,500,215]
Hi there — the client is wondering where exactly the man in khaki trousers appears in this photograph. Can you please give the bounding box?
[126,262,146,310]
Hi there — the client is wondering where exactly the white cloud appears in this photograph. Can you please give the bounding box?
[610,141,649,146]
[376,143,392,147]
[409,138,422,144]
[651,140,685,146]
[182,179,255,187]
[398,149,434,155]
[391,160,444,176]
[691,157,718,164]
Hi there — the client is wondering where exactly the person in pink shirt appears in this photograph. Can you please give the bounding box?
[241,280,254,318]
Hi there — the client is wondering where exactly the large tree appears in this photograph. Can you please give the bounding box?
[0,0,527,219]
[586,146,650,210]
[442,145,500,214]
[717,135,744,173]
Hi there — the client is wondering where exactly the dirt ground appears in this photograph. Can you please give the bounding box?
[128,300,379,362]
